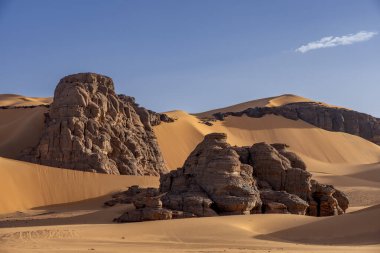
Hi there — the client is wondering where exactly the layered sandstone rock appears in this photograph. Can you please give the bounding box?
[212,102,380,145]
[22,73,167,175]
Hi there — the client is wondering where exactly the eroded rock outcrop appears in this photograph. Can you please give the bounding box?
[212,102,380,145]
[247,143,312,200]
[260,190,309,215]
[118,95,174,128]
[112,133,349,222]
[245,142,348,216]
[22,73,167,175]
[160,133,262,216]
[309,180,349,216]
[113,187,174,222]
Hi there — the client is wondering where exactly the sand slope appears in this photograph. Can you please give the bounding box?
[258,204,380,245]
[0,107,47,158]
[0,201,379,252]
[0,157,159,214]
[195,94,344,118]
[0,94,52,107]
[154,111,380,170]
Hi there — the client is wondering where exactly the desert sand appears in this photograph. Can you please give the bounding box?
[0,94,379,252]
[195,94,344,118]
[0,203,379,253]
[0,94,52,107]
[0,157,159,214]
[154,110,380,169]
[0,107,47,159]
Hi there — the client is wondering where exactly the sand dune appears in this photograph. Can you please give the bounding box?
[0,107,47,159]
[0,199,379,252]
[0,157,159,214]
[0,94,52,107]
[313,168,380,212]
[195,94,343,118]
[257,204,380,245]
[154,111,380,170]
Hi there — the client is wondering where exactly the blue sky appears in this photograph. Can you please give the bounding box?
[0,0,379,115]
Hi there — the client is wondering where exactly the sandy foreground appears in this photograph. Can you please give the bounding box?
[0,205,379,253]
[0,94,379,252]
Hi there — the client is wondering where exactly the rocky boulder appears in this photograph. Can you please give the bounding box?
[113,187,173,223]
[310,180,349,216]
[22,73,167,175]
[260,190,309,215]
[245,142,347,215]
[262,201,289,214]
[160,133,262,216]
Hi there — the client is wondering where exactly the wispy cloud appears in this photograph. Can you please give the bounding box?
[296,31,378,53]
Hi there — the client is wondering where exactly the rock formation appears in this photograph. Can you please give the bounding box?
[160,133,262,216]
[212,102,380,145]
[113,187,173,222]
[236,141,348,216]
[309,180,349,216]
[112,133,349,222]
[260,190,309,215]
[22,73,168,176]
[118,95,174,127]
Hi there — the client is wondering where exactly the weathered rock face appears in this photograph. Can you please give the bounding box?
[22,73,167,175]
[310,180,349,216]
[118,95,174,128]
[111,133,349,222]
[212,102,380,145]
[246,142,348,216]
[260,190,309,215]
[160,133,262,216]
[262,201,289,214]
[270,143,307,170]
[247,143,312,201]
